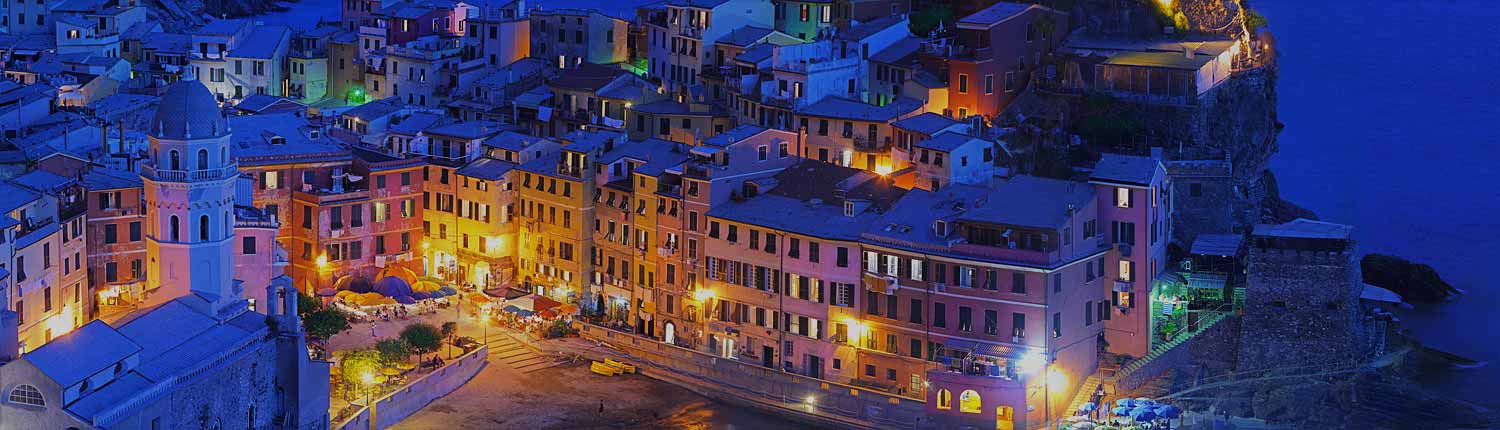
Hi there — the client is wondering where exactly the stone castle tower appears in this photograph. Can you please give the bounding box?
[1237,219,1365,371]
[141,78,242,312]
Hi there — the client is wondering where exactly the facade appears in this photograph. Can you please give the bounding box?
[935,2,1065,120]
[529,9,628,68]
[1088,154,1171,359]
[1238,219,1364,371]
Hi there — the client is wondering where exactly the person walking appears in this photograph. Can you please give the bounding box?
[370,322,378,338]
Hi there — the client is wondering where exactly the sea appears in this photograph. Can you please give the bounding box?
[253,0,1499,407]
[1256,0,1500,406]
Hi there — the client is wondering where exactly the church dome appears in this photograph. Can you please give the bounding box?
[151,79,228,140]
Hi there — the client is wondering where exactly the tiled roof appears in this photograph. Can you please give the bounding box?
[1253,218,1353,240]
[892,112,960,135]
[709,161,905,240]
[456,157,517,180]
[25,321,141,387]
[955,175,1094,229]
[796,96,923,122]
[913,131,985,152]
[957,2,1034,28]
[228,26,289,59]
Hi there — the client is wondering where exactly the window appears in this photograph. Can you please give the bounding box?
[1012,312,1026,338]
[1119,260,1133,282]
[8,385,44,407]
[1011,273,1026,294]
[104,224,118,244]
[169,215,181,241]
[1004,71,1016,92]
[958,306,972,332]
[1115,187,1132,208]
[936,389,952,410]
[909,299,923,324]
[242,236,257,254]
[809,242,820,263]
[198,215,210,241]
[1085,300,1094,325]
[835,247,848,267]
[958,390,981,414]
[957,74,968,93]
[984,74,994,94]
[757,145,768,161]
[799,4,809,21]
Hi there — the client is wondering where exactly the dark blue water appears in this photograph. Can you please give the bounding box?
[1256,0,1500,405]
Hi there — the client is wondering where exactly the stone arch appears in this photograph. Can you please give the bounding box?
[170,215,181,241]
[936,388,952,410]
[197,148,209,170]
[958,389,981,414]
[169,150,180,170]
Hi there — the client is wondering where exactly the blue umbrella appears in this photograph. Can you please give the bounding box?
[411,291,431,300]
[516,309,536,317]
[1129,407,1156,421]
[503,305,522,313]
[374,276,413,297]
[1154,405,1182,419]
[1134,397,1156,407]
[1079,402,1096,412]
[1111,406,1132,416]
[1115,398,1134,408]
[394,295,416,305]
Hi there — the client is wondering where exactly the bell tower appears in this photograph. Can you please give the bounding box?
[142,77,241,311]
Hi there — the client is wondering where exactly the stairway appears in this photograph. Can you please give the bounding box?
[1114,312,1230,387]
[488,333,566,374]
[1232,287,1246,310]
[1063,374,1106,418]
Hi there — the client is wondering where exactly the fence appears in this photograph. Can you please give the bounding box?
[334,345,489,430]
[577,324,933,430]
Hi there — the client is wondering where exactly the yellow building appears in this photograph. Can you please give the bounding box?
[451,132,562,289]
[512,132,605,302]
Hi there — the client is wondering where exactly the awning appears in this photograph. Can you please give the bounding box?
[1186,273,1228,290]
[942,338,1022,359]
[537,106,552,122]
[690,146,723,157]
[863,273,893,294]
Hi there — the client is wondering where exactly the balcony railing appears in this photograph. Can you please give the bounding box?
[142,163,240,182]
[852,135,891,152]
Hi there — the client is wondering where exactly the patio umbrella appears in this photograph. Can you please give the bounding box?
[1066,416,1090,423]
[557,303,580,314]
[411,291,431,300]
[438,286,458,297]
[538,308,559,319]
[1115,398,1134,408]
[374,276,414,298]
[1112,406,1132,417]
[412,280,442,293]
[336,290,358,299]
[380,367,402,376]
[317,288,338,297]
[394,295,416,305]
[1154,405,1181,419]
[502,305,522,313]
[1129,407,1156,422]
[376,266,419,285]
[516,309,535,317]
[1079,402,1096,413]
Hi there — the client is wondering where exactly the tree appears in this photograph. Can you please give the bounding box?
[303,307,351,341]
[908,6,954,37]
[399,323,443,363]
[297,291,323,320]
[340,349,383,391]
[440,321,458,358]
[375,338,411,365]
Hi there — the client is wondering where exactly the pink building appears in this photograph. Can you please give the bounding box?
[701,161,903,380]
[1089,154,1171,359]
[858,175,1108,430]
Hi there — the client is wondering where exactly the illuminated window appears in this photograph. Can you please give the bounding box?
[958,390,981,413]
[936,389,951,410]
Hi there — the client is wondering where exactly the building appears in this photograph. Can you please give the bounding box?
[528,8,628,68]
[652,0,774,91]
[1238,219,1364,371]
[0,175,89,354]
[930,2,1065,120]
[1088,154,1171,358]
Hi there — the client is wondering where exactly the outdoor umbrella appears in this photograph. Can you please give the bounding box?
[1066,416,1090,423]
[1154,405,1183,430]
[1134,398,1155,406]
[558,303,580,314]
[1115,398,1134,408]
[438,286,458,296]
[394,295,416,305]
[502,305,522,313]
[1129,407,1156,422]
[375,277,414,298]
[412,280,442,293]
[1112,406,1132,417]
[411,291,431,300]
[376,266,418,285]
[1079,402,1096,413]
[538,308,559,319]
[317,288,338,297]
[516,309,535,317]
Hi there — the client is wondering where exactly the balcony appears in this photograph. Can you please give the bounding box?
[852,135,891,153]
[142,163,241,182]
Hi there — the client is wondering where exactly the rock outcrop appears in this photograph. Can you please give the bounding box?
[1360,254,1462,302]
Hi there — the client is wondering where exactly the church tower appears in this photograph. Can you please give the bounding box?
[142,78,241,311]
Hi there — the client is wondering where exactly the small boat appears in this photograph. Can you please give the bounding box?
[590,361,623,376]
[604,359,636,374]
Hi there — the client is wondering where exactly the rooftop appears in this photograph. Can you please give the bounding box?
[701,125,768,148]
[78,166,146,191]
[228,26,290,59]
[1089,153,1160,186]
[913,131,986,153]
[455,157,518,180]
[717,26,778,47]
[709,161,905,240]
[424,120,508,140]
[1191,234,1244,257]
[482,130,554,151]
[957,2,1038,29]
[196,18,249,35]
[11,169,76,193]
[343,97,405,121]
[796,96,923,122]
[0,181,42,215]
[955,175,1094,229]
[1253,218,1354,241]
[548,63,625,91]
[893,112,961,136]
[24,321,141,387]
[229,113,348,163]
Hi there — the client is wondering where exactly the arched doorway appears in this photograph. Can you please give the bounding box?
[996,406,1014,430]
[663,321,676,345]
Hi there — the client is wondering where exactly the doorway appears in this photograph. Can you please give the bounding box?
[805,355,823,379]
[762,346,775,368]
[664,322,676,345]
[719,338,736,358]
[996,406,1014,430]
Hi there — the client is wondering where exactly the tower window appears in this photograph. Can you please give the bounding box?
[199,215,210,241]
[170,215,180,241]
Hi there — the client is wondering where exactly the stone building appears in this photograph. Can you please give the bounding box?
[1237,218,1364,371]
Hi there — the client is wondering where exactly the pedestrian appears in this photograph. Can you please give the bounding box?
[597,400,604,416]
[370,322,377,337]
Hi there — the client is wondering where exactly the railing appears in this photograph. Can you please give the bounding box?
[142,163,240,182]
[852,135,891,152]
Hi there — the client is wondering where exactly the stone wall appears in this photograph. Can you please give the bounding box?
[1238,245,1363,372]
[336,345,489,430]
[1116,314,1239,393]
[578,324,933,430]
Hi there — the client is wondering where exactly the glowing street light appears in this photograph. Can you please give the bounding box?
[1017,351,1046,374]
[693,289,715,301]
